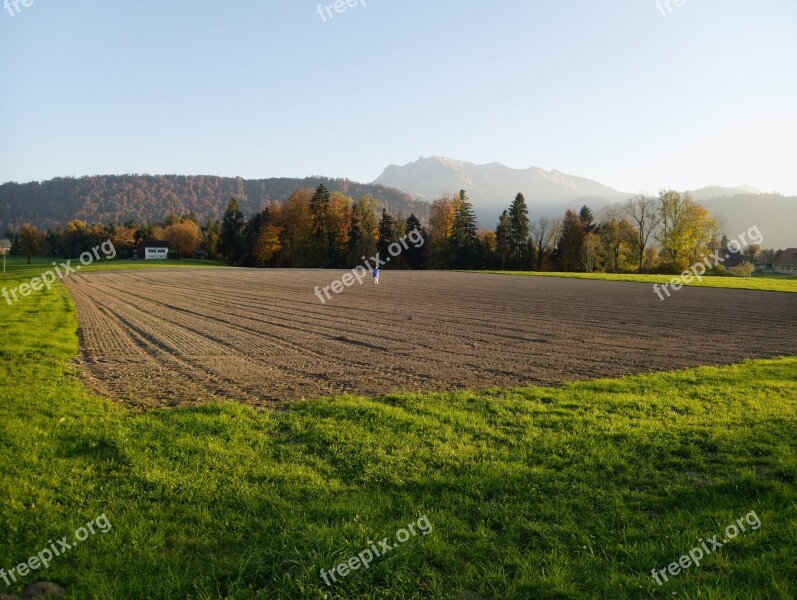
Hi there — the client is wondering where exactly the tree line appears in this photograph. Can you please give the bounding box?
[5,185,769,275]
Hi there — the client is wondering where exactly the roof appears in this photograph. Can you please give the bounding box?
[774,248,797,266]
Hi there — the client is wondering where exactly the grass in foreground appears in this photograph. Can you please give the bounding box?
[0,273,795,599]
[471,270,797,293]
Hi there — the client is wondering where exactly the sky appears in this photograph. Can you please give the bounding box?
[1,0,796,195]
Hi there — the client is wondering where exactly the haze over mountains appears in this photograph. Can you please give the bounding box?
[374,157,796,250]
[374,156,629,225]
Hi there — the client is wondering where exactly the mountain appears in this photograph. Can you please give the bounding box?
[688,185,761,201]
[0,175,427,232]
[698,193,796,250]
[373,156,631,225]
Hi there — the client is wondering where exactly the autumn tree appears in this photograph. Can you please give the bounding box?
[326,192,353,266]
[478,230,498,269]
[530,216,561,271]
[253,224,283,266]
[111,225,137,256]
[427,196,455,268]
[155,221,201,257]
[657,191,717,272]
[598,209,635,273]
[579,232,601,273]
[281,190,314,267]
[18,224,44,264]
[624,194,660,271]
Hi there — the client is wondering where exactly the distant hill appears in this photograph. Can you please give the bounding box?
[688,185,761,201]
[374,156,630,225]
[0,175,427,232]
[699,193,797,250]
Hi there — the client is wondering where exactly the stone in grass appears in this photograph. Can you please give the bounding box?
[0,592,22,600]
[22,582,65,600]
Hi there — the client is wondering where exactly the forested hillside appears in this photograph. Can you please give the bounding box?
[0,175,427,231]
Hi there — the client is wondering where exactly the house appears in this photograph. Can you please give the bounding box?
[135,240,170,260]
[773,248,797,275]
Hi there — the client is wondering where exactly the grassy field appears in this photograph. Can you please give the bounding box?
[1,265,795,598]
[472,270,797,293]
[1,256,228,278]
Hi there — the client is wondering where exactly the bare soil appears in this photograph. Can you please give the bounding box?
[64,269,797,410]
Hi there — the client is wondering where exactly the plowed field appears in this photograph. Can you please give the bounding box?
[64,269,797,409]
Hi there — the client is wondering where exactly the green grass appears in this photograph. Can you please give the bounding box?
[1,269,795,598]
[469,270,797,293]
[1,256,229,282]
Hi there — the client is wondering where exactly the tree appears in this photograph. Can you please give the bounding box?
[508,193,530,268]
[156,221,202,257]
[201,219,221,259]
[578,205,596,233]
[281,190,315,267]
[598,209,635,273]
[478,230,498,269]
[744,244,761,264]
[252,224,283,265]
[496,210,511,270]
[427,196,456,268]
[18,224,44,264]
[348,197,379,267]
[326,192,353,267]
[377,208,396,263]
[555,210,585,271]
[220,198,245,264]
[309,184,332,266]
[451,190,479,268]
[404,214,426,269]
[580,232,601,273]
[657,190,717,272]
[624,194,659,271]
[530,216,561,271]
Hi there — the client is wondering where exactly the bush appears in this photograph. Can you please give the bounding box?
[728,262,755,277]
[709,264,727,276]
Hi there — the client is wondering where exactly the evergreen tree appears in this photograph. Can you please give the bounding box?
[219,198,245,264]
[348,197,378,267]
[404,213,426,268]
[451,190,479,268]
[508,193,530,268]
[496,210,511,271]
[377,208,396,264]
[555,209,585,271]
[578,205,596,232]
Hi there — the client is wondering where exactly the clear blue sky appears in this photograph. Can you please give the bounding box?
[2,0,796,194]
